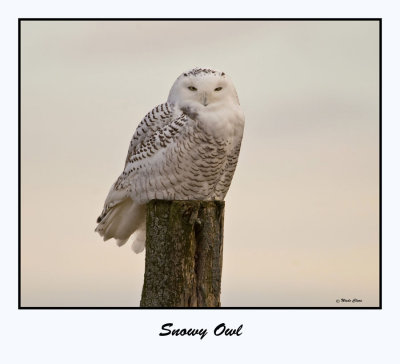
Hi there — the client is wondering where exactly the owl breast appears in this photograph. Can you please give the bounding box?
[130,109,243,204]
[195,103,245,142]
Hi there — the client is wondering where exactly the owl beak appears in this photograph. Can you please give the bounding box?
[202,93,209,107]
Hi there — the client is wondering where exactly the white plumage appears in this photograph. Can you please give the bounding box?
[95,68,245,253]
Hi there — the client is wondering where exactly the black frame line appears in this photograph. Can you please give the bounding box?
[19,18,381,21]
[18,18,382,310]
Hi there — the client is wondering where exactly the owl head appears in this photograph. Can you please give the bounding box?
[167,68,240,109]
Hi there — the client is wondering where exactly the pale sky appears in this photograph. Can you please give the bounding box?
[21,20,379,307]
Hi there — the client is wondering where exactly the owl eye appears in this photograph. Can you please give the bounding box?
[188,86,197,91]
[214,87,223,91]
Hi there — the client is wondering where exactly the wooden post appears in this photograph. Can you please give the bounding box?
[140,200,225,307]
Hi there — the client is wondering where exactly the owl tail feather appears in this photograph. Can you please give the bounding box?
[95,198,146,254]
[131,222,146,254]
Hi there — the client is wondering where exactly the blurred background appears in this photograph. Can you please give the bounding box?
[21,20,379,307]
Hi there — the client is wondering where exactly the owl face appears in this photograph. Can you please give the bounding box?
[167,68,240,109]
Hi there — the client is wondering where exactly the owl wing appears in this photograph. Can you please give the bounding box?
[125,102,175,166]
[97,104,190,223]
[116,111,191,197]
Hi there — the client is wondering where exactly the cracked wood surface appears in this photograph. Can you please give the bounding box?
[140,200,224,307]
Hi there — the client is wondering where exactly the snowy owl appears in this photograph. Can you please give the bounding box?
[95,67,245,253]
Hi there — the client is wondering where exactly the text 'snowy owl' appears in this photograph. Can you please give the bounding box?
[95,68,245,253]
